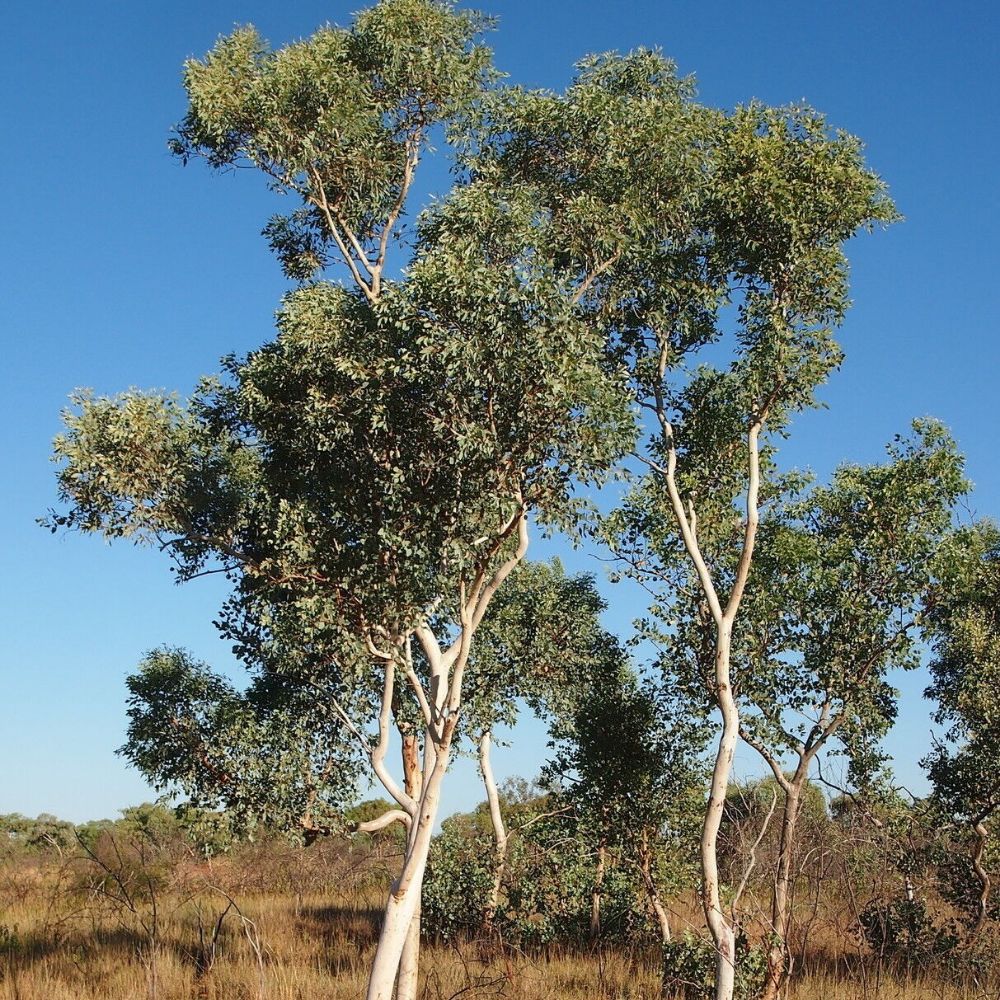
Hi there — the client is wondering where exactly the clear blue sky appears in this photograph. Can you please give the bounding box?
[1,1,997,822]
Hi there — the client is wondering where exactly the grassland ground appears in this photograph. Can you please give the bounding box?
[2,859,996,1000]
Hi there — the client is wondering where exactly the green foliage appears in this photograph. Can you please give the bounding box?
[662,932,767,1000]
[0,803,236,864]
[639,422,967,789]
[497,830,641,945]
[47,388,250,559]
[42,18,941,1000]
[920,520,1000,929]
[723,776,827,828]
[422,802,647,945]
[121,648,361,840]
[923,520,1000,827]
[47,7,640,871]
[119,560,616,842]
[933,840,1000,923]
[544,652,707,899]
[421,820,494,939]
[173,0,496,281]
[74,818,117,852]
[0,813,76,853]
[476,48,897,488]
[462,559,620,736]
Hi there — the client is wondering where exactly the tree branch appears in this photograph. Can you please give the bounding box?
[351,809,412,835]
[723,419,762,623]
[372,658,416,814]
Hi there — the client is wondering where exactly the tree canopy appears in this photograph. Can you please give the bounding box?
[44,5,928,998]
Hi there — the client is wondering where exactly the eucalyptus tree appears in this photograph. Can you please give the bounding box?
[46,4,636,996]
[47,6,899,995]
[468,55,897,998]
[923,520,1000,936]
[660,423,967,1000]
[458,559,612,927]
[608,122,894,999]
[543,658,708,946]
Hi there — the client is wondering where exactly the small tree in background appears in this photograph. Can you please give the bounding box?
[544,657,708,947]
[923,520,1000,937]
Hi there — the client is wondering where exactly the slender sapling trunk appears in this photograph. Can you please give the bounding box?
[478,731,509,930]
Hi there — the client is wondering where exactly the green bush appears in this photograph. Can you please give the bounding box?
[661,932,767,1000]
[422,811,650,945]
[422,824,494,939]
[858,898,960,969]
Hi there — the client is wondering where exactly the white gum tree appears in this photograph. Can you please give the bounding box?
[47,4,635,996]
[659,423,968,999]
[470,57,897,999]
[47,8,901,998]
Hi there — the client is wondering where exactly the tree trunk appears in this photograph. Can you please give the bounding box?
[702,626,739,1000]
[714,923,737,1000]
[656,414,762,1000]
[366,868,425,1000]
[366,752,447,1000]
[971,819,991,937]
[396,900,420,1000]
[591,839,607,940]
[396,731,424,1000]
[478,732,508,930]
[762,785,801,1000]
[638,828,671,945]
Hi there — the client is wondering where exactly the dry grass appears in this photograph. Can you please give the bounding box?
[1,849,996,1000]
[1,886,659,1000]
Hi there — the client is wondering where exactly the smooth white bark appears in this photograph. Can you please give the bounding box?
[714,923,737,1000]
[702,628,740,1000]
[364,510,530,999]
[396,900,420,1000]
[366,756,447,1000]
[478,732,508,927]
[653,401,764,1000]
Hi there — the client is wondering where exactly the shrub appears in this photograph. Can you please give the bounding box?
[661,932,767,1000]
[858,898,960,969]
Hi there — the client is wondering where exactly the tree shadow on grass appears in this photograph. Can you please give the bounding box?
[294,901,384,974]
